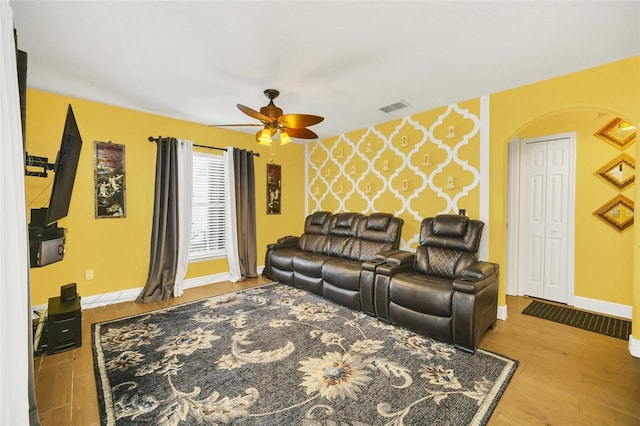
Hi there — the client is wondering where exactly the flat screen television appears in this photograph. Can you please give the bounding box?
[45,105,83,225]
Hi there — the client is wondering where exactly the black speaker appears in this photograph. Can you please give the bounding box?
[30,208,48,228]
[60,283,77,301]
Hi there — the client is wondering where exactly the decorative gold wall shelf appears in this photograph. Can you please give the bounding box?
[593,194,634,232]
[594,117,636,150]
[595,153,635,190]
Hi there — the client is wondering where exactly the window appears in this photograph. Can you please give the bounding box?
[189,152,226,261]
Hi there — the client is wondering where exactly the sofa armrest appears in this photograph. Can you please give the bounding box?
[362,249,405,271]
[372,252,415,322]
[278,235,299,245]
[382,250,415,267]
[360,250,408,316]
[375,253,415,276]
[451,262,499,353]
[370,249,405,263]
[267,235,299,250]
[453,261,498,294]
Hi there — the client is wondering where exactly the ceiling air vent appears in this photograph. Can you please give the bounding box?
[379,100,410,113]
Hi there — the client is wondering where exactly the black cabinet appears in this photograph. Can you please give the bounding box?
[47,296,81,354]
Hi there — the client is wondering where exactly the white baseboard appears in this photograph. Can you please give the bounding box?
[629,335,640,358]
[182,272,232,290]
[183,266,264,291]
[32,266,265,314]
[497,304,508,320]
[574,296,639,358]
[573,296,632,319]
[32,287,145,314]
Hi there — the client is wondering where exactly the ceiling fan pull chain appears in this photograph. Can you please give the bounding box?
[269,143,276,164]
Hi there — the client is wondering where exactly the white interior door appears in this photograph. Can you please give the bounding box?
[518,134,575,304]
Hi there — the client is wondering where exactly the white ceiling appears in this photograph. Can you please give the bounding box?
[10,1,640,141]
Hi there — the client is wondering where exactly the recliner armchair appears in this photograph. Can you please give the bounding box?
[371,214,498,353]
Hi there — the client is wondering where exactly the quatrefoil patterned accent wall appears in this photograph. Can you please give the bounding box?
[307,100,482,250]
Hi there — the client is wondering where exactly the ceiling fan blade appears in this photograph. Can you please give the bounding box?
[237,104,273,123]
[208,123,263,127]
[278,114,324,128]
[286,127,319,139]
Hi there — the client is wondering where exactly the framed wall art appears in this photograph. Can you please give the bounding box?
[594,117,636,150]
[595,153,635,191]
[94,141,126,218]
[593,194,634,232]
[267,163,281,214]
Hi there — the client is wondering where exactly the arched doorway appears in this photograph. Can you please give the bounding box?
[505,109,635,318]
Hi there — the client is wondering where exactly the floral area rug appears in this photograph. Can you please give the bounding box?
[92,283,517,425]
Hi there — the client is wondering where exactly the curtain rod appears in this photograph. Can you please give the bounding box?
[148,136,260,157]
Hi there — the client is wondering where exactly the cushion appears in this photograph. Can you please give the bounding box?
[365,213,392,231]
[333,212,361,230]
[309,211,331,226]
[432,214,468,237]
[390,271,453,317]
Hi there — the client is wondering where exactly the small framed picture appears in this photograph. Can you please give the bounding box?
[94,141,126,218]
[267,163,281,215]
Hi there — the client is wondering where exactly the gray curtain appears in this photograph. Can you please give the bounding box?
[137,138,179,303]
[28,273,40,426]
[233,149,258,279]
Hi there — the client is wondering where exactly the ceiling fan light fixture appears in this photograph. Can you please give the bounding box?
[257,128,272,145]
[279,130,292,146]
[223,90,324,142]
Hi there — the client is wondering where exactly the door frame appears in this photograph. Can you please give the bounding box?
[505,137,520,296]
[506,132,576,305]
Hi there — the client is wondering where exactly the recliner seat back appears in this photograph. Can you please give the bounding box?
[323,213,362,257]
[415,215,483,279]
[350,213,403,261]
[297,211,331,253]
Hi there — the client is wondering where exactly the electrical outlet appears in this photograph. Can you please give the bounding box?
[85,269,94,280]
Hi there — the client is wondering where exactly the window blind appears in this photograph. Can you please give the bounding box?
[190,152,226,260]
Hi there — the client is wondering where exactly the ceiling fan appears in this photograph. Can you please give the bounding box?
[211,89,324,146]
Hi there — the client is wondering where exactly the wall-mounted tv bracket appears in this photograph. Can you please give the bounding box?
[25,153,55,177]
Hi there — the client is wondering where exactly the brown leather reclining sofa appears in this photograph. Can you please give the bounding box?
[263,211,404,311]
[263,212,498,353]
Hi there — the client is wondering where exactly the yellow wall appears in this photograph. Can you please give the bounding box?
[489,56,639,313]
[307,99,482,249]
[25,90,307,306]
[518,111,635,304]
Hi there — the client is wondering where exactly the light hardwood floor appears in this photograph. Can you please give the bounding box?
[34,277,640,425]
